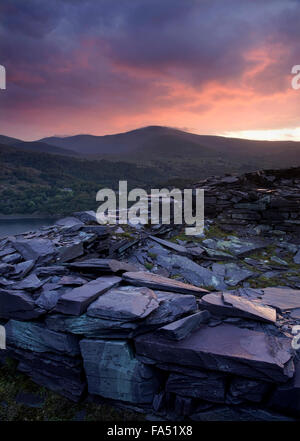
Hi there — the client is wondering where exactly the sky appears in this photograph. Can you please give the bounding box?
[1,0,300,141]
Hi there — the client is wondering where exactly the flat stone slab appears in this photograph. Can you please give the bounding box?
[262,288,300,312]
[80,339,159,403]
[135,324,294,383]
[87,286,159,321]
[201,293,276,323]
[156,254,227,290]
[5,320,80,356]
[155,311,210,340]
[67,259,137,274]
[56,276,121,316]
[45,313,138,338]
[122,271,209,296]
[11,274,44,291]
[11,238,56,263]
[149,236,187,254]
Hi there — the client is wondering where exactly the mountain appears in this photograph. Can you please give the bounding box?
[39,125,300,170]
[12,141,78,156]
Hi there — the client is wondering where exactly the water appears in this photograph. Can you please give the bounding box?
[0,218,56,238]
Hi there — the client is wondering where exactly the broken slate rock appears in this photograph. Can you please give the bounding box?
[155,310,210,341]
[123,271,209,296]
[56,276,121,316]
[142,291,197,327]
[67,258,137,274]
[0,289,44,320]
[11,274,44,292]
[149,235,187,254]
[201,293,276,323]
[87,286,159,321]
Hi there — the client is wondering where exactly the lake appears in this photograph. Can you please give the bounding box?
[0,218,56,238]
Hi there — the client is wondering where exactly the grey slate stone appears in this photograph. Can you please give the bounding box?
[123,271,208,296]
[11,238,56,263]
[87,286,159,321]
[262,287,300,312]
[155,311,210,341]
[156,254,227,290]
[45,313,138,338]
[67,258,137,274]
[56,276,121,316]
[166,371,226,403]
[0,289,44,320]
[11,274,44,291]
[228,377,270,404]
[80,339,159,403]
[149,236,187,254]
[57,242,84,263]
[201,293,276,323]
[135,324,294,383]
[294,249,300,265]
[5,320,80,356]
[142,291,197,327]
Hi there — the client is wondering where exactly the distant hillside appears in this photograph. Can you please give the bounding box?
[12,141,79,156]
[0,144,164,215]
[38,125,300,172]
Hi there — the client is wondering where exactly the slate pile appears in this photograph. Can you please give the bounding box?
[0,167,300,421]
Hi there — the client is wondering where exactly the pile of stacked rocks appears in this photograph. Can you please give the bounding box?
[194,167,300,234]
[0,208,300,421]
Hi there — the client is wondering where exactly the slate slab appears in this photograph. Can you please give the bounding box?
[80,339,159,403]
[0,289,44,320]
[67,258,137,274]
[155,254,227,290]
[262,287,300,312]
[45,313,138,338]
[166,371,226,403]
[135,324,294,383]
[87,286,159,321]
[155,311,210,341]
[142,291,197,327]
[56,276,121,315]
[11,238,56,263]
[201,293,276,323]
[123,271,209,296]
[5,320,80,356]
[149,236,187,254]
